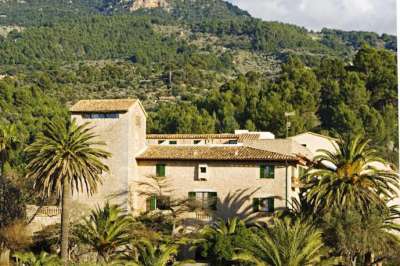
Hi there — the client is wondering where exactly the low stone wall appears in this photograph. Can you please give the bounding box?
[26,205,61,234]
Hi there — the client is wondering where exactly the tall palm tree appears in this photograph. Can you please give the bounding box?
[74,202,133,263]
[25,119,110,262]
[303,134,399,214]
[234,218,335,266]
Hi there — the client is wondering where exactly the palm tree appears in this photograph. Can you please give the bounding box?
[25,119,110,262]
[322,204,400,266]
[126,239,181,266]
[303,134,399,214]
[193,217,251,265]
[74,202,133,263]
[234,218,336,266]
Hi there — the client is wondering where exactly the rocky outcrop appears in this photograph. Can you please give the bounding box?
[129,0,169,11]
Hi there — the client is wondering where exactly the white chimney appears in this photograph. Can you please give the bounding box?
[258,132,275,139]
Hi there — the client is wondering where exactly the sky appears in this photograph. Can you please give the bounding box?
[227,0,396,35]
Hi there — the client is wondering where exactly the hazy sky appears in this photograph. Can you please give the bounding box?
[227,0,396,35]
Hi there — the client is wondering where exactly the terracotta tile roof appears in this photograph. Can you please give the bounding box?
[136,145,299,162]
[147,134,237,140]
[70,99,138,113]
[237,134,260,141]
[146,133,260,141]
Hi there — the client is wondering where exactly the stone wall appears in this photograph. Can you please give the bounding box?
[135,160,296,219]
[26,205,61,234]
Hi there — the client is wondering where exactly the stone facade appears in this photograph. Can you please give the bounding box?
[136,160,299,219]
[71,100,146,210]
[290,132,337,156]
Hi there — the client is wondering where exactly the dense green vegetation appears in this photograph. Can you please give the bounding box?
[150,46,398,163]
[0,0,396,168]
[0,0,112,26]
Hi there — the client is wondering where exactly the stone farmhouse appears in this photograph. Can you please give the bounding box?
[68,99,324,219]
[28,98,342,231]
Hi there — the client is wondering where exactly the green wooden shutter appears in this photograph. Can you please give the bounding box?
[188,192,196,210]
[267,166,275,179]
[252,198,260,212]
[299,167,306,178]
[208,192,217,211]
[267,197,274,212]
[160,164,165,176]
[156,164,166,177]
[188,192,196,199]
[150,195,157,211]
[156,164,160,176]
[260,164,265,178]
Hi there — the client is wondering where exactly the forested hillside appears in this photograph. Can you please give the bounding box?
[0,0,397,165]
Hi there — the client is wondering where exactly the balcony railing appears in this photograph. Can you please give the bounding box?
[195,211,214,222]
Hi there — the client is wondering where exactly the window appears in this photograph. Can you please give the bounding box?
[194,140,201,144]
[156,164,166,177]
[228,140,238,144]
[148,195,170,211]
[197,164,208,180]
[188,191,217,211]
[253,197,274,213]
[82,113,119,119]
[169,140,177,145]
[158,140,165,144]
[260,164,275,179]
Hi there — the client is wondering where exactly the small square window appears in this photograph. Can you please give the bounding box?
[228,140,238,144]
[194,140,201,144]
[169,141,177,145]
[260,164,275,179]
[200,167,207,173]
